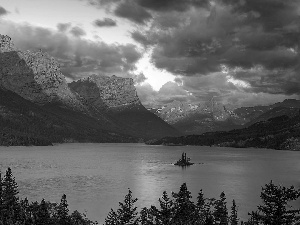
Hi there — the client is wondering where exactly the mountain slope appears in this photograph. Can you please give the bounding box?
[0,34,180,144]
[0,88,136,145]
[152,99,300,135]
[147,113,300,150]
[69,76,181,139]
[151,100,242,135]
[0,35,86,111]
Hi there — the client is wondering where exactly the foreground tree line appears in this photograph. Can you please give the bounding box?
[1,168,300,225]
[0,168,97,225]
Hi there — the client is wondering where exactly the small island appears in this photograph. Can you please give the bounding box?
[174,152,194,166]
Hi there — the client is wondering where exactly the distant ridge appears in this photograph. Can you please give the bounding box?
[150,99,300,135]
[147,113,300,151]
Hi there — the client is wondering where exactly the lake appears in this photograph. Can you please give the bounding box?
[0,143,300,223]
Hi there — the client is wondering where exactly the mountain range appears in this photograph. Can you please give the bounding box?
[0,34,179,145]
[149,99,300,135]
[0,34,299,147]
[146,112,300,151]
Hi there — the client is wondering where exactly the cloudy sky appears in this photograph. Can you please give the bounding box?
[0,0,299,108]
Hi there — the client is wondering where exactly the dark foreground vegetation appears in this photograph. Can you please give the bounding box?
[1,168,300,225]
[0,168,97,225]
[147,114,300,151]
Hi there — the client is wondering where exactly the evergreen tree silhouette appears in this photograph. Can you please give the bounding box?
[213,191,228,225]
[104,189,138,225]
[139,207,154,225]
[104,208,119,225]
[230,200,238,225]
[195,189,214,224]
[70,210,97,225]
[36,199,51,225]
[57,194,71,225]
[248,181,300,224]
[19,197,32,225]
[154,191,174,225]
[2,167,20,224]
[117,189,138,225]
[0,172,3,222]
[172,183,196,225]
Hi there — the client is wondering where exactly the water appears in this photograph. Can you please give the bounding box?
[0,143,300,223]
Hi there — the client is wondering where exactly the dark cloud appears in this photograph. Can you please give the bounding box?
[70,26,86,37]
[233,67,300,96]
[131,30,157,47]
[0,20,142,81]
[57,23,72,32]
[86,0,120,6]
[221,0,299,31]
[93,18,117,27]
[136,81,193,107]
[137,0,211,12]
[120,44,142,63]
[85,0,210,12]
[151,11,187,28]
[133,73,147,84]
[114,0,152,24]
[127,0,300,99]
[0,6,9,16]
[84,0,210,25]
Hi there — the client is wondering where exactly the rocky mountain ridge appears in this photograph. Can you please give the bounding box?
[150,99,300,135]
[69,74,140,110]
[0,34,86,111]
[0,34,180,144]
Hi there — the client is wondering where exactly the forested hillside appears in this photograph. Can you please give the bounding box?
[0,88,136,146]
[147,113,300,150]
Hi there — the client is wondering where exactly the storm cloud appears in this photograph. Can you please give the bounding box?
[127,0,300,99]
[114,0,152,24]
[0,20,142,80]
[57,23,72,32]
[3,0,300,107]
[70,26,86,37]
[93,18,117,27]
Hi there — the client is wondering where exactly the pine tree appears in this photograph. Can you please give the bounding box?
[172,183,196,225]
[70,210,85,225]
[213,192,228,225]
[57,194,71,225]
[104,189,138,225]
[104,208,119,225]
[139,207,154,225]
[195,189,214,224]
[2,167,20,224]
[117,189,138,225]
[154,191,174,225]
[203,197,216,225]
[70,210,97,225]
[19,197,32,225]
[0,172,3,222]
[248,181,300,225]
[36,199,51,225]
[230,200,238,225]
